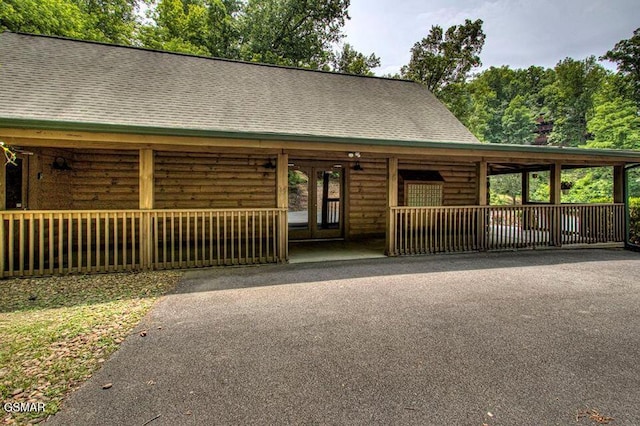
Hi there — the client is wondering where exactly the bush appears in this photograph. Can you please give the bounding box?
[630,197,640,245]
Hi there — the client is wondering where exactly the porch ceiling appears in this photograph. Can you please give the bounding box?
[487,163,628,175]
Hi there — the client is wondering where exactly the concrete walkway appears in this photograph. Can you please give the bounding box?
[48,249,640,425]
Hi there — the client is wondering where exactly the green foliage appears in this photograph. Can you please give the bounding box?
[602,27,640,107]
[630,197,640,245]
[288,170,308,186]
[458,65,554,144]
[0,0,88,38]
[79,0,142,44]
[501,95,536,144]
[401,19,485,95]
[545,56,606,146]
[331,43,380,75]
[139,0,238,57]
[489,174,521,204]
[529,171,550,202]
[586,97,640,150]
[585,73,640,151]
[560,168,613,203]
[239,0,350,67]
[0,0,143,44]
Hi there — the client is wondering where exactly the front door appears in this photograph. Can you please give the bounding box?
[288,162,344,240]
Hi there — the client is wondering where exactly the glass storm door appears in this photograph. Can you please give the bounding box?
[288,164,344,240]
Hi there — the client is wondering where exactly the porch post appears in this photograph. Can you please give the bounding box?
[521,172,530,204]
[614,165,627,245]
[550,162,562,246]
[139,149,155,269]
[276,152,288,262]
[385,157,398,256]
[0,162,5,210]
[478,161,488,206]
[139,149,155,209]
[477,160,488,250]
[613,165,625,204]
[520,171,535,231]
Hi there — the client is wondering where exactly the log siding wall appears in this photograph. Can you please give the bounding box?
[72,150,139,210]
[154,152,276,209]
[17,148,478,242]
[348,159,388,238]
[398,161,478,206]
[346,160,479,239]
[26,148,74,210]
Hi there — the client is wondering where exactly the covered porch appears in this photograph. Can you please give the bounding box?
[0,129,638,278]
[387,159,630,256]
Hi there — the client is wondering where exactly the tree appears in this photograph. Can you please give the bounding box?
[79,0,143,44]
[400,19,485,96]
[139,0,239,56]
[602,27,640,107]
[239,0,351,68]
[330,43,380,75]
[587,98,640,150]
[0,0,144,44]
[502,95,536,144]
[0,0,88,38]
[489,174,521,205]
[545,56,605,146]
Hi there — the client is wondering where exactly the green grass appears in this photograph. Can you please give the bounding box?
[0,271,182,425]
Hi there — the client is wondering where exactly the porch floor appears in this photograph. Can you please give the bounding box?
[288,238,386,264]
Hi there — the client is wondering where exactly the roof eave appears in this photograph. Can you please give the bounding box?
[1,117,639,162]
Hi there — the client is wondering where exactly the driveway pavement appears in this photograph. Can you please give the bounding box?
[48,249,640,425]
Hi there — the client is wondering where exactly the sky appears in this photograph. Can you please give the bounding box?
[342,0,640,76]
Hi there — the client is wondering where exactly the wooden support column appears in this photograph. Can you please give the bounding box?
[139,149,154,268]
[521,171,532,230]
[477,160,488,251]
[139,149,155,209]
[613,165,625,204]
[276,152,288,262]
[385,157,398,256]
[550,162,562,246]
[478,160,488,206]
[550,162,562,205]
[521,171,530,205]
[0,163,5,210]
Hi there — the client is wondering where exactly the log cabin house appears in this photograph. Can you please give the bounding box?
[1,32,639,278]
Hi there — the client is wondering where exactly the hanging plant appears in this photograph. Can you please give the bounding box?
[560,181,574,190]
[1,141,17,165]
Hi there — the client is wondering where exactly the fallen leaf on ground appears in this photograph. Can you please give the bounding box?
[576,408,614,424]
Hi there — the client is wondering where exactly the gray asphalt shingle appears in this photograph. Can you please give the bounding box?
[0,32,480,144]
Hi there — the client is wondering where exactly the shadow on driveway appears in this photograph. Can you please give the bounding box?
[176,248,638,294]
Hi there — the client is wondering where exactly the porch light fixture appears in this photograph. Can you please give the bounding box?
[347,152,361,158]
[52,157,71,170]
[262,159,276,169]
[353,161,364,171]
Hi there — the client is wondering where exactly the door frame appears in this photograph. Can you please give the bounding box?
[288,160,347,240]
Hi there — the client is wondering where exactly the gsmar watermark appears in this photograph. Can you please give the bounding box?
[3,402,47,413]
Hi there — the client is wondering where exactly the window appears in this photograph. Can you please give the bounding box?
[404,181,443,206]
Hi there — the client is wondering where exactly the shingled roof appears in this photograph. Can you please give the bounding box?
[0,32,479,144]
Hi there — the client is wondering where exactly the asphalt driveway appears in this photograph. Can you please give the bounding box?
[48,249,640,425]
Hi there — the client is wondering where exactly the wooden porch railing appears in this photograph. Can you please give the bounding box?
[0,208,287,278]
[390,204,625,256]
